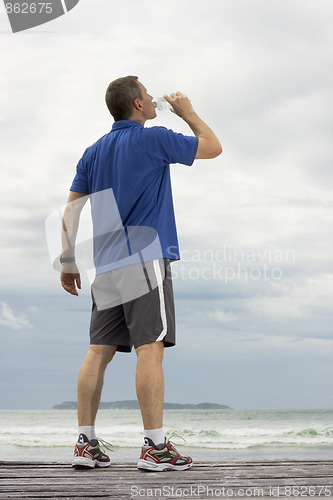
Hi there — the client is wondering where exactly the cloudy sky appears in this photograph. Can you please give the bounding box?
[0,0,332,410]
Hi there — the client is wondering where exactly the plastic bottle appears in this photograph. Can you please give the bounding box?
[153,97,172,111]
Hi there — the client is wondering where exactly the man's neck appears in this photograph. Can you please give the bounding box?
[127,112,145,125]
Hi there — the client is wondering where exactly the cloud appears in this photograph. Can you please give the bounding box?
[246,274,333,324]
[209,309,237,323]
[0,0,332,409]
[0,302,33,330]
[1,0,332,295]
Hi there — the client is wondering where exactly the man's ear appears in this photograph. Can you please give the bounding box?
[133,98,142,111]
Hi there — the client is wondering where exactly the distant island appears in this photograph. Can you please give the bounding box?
[52,400,231,410]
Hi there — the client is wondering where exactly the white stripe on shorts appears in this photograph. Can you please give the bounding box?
[153,259,167,342]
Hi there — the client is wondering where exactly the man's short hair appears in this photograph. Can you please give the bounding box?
[105,75,143,121]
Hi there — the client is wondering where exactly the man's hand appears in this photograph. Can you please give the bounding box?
[163,92,194,119]
[60,263,81,296]
[164,91,222,159]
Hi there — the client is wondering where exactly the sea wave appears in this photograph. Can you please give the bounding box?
[1,409,333,452]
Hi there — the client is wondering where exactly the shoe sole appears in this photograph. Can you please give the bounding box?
[72,457,111,469]
[136,459,192,472]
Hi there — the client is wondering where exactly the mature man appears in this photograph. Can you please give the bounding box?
[60,76,222,471]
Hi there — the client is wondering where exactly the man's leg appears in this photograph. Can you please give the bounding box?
[135,340,193,471]
[77,344,117,426]
[135,341,164,431]
[72,344,117,468]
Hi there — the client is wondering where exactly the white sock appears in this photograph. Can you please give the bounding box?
[144,427,165,448]
[78,426,97,441]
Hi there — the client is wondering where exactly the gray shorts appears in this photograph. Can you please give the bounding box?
[89,259,175,352]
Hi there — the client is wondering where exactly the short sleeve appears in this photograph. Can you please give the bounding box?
[70,154,89,194]
[143,127,198,166]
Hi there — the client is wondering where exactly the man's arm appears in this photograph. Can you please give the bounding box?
[164,92,222,159]
[60,190,88,296]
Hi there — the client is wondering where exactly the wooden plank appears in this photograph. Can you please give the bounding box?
[0,461,332,499]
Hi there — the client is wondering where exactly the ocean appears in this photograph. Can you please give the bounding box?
[1,409,333,463]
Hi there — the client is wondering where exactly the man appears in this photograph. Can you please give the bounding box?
[60,76,222,471]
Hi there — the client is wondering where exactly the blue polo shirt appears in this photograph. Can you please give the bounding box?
[70,120,198,270]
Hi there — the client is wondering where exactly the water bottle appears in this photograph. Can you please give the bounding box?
[153,97,172,111]
[153,95,191,111]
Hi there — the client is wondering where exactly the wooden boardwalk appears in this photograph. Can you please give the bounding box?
[1,460,333,499]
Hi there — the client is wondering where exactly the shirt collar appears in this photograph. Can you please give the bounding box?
[112,120,144,131]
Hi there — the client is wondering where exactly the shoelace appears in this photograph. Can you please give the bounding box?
[165,433,191,460]
[96,434,186,454]
[166,432,187,448]
[97,437,114,453]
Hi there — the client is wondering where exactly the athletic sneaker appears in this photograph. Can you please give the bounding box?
[137,437,193,471]
[72,433,112,469]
